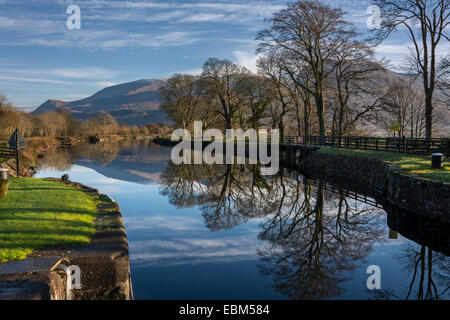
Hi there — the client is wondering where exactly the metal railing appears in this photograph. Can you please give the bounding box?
[279,136,450,156]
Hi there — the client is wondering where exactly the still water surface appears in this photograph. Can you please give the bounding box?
[35,142,449,300]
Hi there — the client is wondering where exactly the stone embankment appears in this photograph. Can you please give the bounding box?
[298,152,450,223]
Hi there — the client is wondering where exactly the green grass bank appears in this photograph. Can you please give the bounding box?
[317,147,450,183]
[0,178,107,262]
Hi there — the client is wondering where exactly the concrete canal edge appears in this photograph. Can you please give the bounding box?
[297,152,450,223]
[0,180,133,300]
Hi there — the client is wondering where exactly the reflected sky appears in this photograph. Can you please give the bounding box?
[35,142,449,300]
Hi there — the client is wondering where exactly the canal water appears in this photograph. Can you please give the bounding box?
[35,141,449,300]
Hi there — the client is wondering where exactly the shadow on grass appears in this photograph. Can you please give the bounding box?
[0,207,96,216]
[8,187,76,191]
[0,178,101,262]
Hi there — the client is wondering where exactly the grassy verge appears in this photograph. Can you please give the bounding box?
[0,178,106,262]
[318,147,450,183]
[0,157,6,164]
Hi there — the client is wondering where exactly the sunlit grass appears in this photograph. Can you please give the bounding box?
[0,178,102,262]
[318,147,450,183]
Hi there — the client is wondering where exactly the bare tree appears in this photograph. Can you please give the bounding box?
[236,74,274,131]
[372,0,450,139]
[0,95,24,137]
[257,54,295,140]
[201,58,249,130]
[257,0,356,137]
[377,79,427,138]
[158,74,202,130]
[437,54,450,106]
[329,39,386,139]
[283,58,314,137]
[96,110,119,136]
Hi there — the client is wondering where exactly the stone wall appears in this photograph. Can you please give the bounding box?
[298,152,450,223]
[0,181,133,300]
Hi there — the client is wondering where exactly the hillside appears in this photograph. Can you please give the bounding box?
[33,79,167,125]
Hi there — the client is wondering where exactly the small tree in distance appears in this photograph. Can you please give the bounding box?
[371,0,450,139]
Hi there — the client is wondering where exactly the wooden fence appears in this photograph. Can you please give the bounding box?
[280,136,450,156]
[0,146,15,159]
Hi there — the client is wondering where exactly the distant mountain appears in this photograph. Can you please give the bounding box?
[33,79,167,125]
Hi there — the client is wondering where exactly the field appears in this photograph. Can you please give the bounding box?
[0,178,105,262]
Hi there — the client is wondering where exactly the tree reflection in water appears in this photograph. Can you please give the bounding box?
[160,161,389,299]
[372,246,449,300]
[160,160,449,300]
[257,179,386,299]
[161,163,273,230]
[39,144,449,300]
[400,246,449,300]
[38,141,123,170]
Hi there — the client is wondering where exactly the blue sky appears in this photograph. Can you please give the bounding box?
[0,0,445,111]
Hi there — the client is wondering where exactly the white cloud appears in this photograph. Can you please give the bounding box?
[21,31,201,49]
[233,50,259,73]
[124,215,203,231]
[0,75,72,85]
[0,66,120,88]
[129,235,263,267]
[15,105,36,112]
[50,67,118,79]
[375,42,450,69]
[0,0,283,50]
[95,81,117,87]
[180,13,226,23]
[167,67,203,77]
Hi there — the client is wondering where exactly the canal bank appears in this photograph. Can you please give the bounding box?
[295,150,450,223]
[154,137,449,222]
[31,142,450,299]
[0,178,132,300]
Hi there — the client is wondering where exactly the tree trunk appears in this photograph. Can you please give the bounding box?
[315,88,326,137]
[225,116,232,130]
[425,91,433,139]
[338,103,344,139]
[296,103,302,137]
[303,96,310,137]
[279,118,285,142]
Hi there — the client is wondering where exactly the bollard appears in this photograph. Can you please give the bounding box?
[0,168,9,198]
[431,153,444,169]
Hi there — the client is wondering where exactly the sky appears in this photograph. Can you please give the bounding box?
[0,0,446,111]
